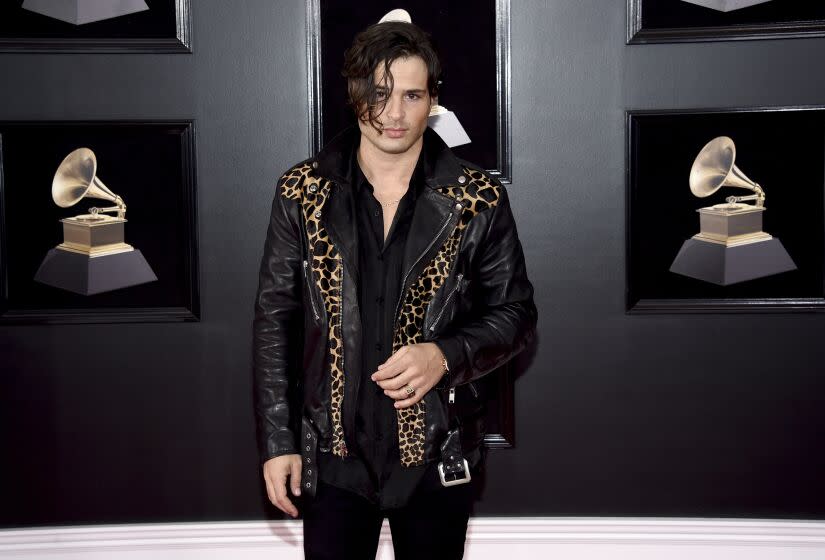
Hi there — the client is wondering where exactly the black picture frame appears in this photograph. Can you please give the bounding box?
[0,0,191,53]
[627,0,825,44]
[626,106,825,313]
[0,120,199,324]
[306,0,512,183]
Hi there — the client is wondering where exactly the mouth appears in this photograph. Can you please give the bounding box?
[382,127,407,138]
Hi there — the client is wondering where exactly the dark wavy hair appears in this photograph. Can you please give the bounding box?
[342,21,441,133]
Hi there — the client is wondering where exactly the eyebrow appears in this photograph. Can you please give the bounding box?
[374,86,427,95]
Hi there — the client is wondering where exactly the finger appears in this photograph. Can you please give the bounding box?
[384,384,418,400]
[289,456,302,497]
[372,357,408,381]
[376,369,412,390]
[263,471,278,506]
[274,478,298,518]
[393,393,422,409]
[376,346,407,370]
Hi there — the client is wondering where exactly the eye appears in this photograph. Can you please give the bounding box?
[374,90,388,101]
[405,93,421,101]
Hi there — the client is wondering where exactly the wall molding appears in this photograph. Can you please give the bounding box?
[1,518,825,559]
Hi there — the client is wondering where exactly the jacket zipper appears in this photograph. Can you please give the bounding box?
[338,266,349,456]
[396,204,458,411]
[448,381,478,403]
[393,211,456,330]
[427,273,464,333]
[302,259,321,321]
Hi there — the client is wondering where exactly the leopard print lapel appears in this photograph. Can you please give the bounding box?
[280,163,349,458]
[392,168,501,467]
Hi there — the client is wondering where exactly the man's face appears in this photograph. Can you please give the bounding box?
[357,55,433,157]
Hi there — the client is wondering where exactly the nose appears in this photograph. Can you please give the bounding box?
[385,94,404,122]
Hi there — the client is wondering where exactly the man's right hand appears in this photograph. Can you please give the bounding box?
[262,454,302,518]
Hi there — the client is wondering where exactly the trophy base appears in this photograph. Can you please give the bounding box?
[670,237,796,286]
[697,204,766,240]
[692,231,773,247]
[22,0,149,25]
[34,247,157,295]
[679,0,773,13]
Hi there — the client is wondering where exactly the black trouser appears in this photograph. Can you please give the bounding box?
[302,480,476,560]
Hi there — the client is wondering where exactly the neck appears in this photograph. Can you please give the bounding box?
[357,136,422,189]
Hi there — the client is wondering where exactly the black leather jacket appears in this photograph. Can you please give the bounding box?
[253,127,537,495]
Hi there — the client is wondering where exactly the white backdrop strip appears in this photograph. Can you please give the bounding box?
[1,518,825,560]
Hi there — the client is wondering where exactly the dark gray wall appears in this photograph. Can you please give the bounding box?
[1,1,824,526]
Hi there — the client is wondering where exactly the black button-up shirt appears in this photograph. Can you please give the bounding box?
[317,150,443,509]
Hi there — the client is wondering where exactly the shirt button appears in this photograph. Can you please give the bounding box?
[376,296,384,305]
[375,343,382,351]
[373,210,380,217]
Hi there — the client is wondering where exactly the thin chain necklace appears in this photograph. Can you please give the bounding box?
[377,198,401,207]
[373,189,407,207]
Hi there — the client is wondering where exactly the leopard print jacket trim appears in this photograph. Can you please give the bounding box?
[278,164,500,466]
[392,167,500,466]
[279,163,348,458]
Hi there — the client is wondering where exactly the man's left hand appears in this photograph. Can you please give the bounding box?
[372,343,446,409]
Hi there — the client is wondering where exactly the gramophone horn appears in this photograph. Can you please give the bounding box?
[689,136,760,198]
[52,147,119,208]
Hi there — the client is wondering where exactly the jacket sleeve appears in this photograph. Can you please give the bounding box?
[432,185,537,388]
[252,178,303,463]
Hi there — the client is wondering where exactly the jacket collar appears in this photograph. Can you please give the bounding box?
[313,125,467,189]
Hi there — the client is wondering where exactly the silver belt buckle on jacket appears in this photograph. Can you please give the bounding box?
[437,428,471,487]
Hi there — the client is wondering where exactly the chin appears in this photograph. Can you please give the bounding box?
[376,141,416,154]
[372,132,425,155]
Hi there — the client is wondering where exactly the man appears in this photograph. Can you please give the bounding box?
[253,18,536,560]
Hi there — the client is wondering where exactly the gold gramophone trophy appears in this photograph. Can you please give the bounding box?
[669,136,796,286]
[34,147,157,295]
